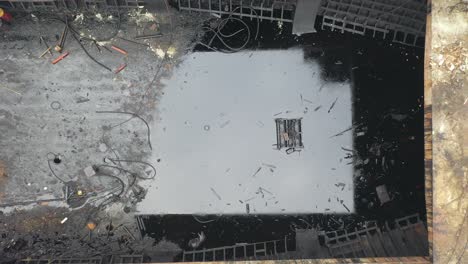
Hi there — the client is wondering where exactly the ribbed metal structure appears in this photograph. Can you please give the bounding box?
[3,0,144,11]
[176,0,426,47]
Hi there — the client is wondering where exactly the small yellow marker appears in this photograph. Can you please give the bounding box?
[77,190,83,196]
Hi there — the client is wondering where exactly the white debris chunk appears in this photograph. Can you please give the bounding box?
[60,217,68,224]
[99,143,108,152]
[84,166,96,177]
[376,185,391,205]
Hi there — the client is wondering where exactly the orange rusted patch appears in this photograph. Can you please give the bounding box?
[87,222,97,230]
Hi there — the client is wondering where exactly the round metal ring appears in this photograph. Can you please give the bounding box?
[46,152,56,160]
[50,101,62,110]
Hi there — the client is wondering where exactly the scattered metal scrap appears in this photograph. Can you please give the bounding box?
[188,232,206,248]
[55,24,68,53]
[341,147,354,153]
[342,203,350,212]
[39,47,52,59]
[114,63,127,74]
[210,187,222,200]
[52,51,70,64]
[196,6,259,53]
[327,97,338,113]
[330,125,356,138]
[285,147,302,155]
[44,16,114,72]
[219,120,230,128]
[251,167,262,177]
[39,36,52,58]
[134,33,163,40]
[318,83,325,92]
[244,197,255,202]
[117,36,149,47]
[111,45,128,55]
[193,215,217,224]
[123,226,136,241]
[334,183,346,191]
[256,187,273,197]
[262,163,276,169]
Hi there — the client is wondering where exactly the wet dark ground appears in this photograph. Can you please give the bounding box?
[140,17,426,256]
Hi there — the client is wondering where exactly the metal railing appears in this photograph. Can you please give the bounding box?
[17,257,103,264]
[319,0,426,47]
[181,236,291,261]
[177,0,297,22]
[324,214,428,257]
[4,0,144,11]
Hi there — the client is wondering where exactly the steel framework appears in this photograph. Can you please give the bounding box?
[17,257,102,264]
[325,214,429,257]
[177,0,297,22]
[177,0,427,47]
[181,236,292,261]
[319,0,426,47]
[3,0,144,11]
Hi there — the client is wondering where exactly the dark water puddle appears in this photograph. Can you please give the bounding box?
[141,17,426,255]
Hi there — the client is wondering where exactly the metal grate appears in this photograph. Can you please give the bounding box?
[182,237,291,261]
[319,0,426,47]
[324,214,428,257]
[275,118,303,151]
[177,0,297,23]
[177,0,426,47]
[5,0,145,11]
[18,257,102,264]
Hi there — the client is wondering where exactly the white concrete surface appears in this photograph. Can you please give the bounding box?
[138,49,354,214]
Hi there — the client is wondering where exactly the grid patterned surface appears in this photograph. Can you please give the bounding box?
[18,257,102,264]
[177,0,297,22]
[319,0,426,47]
[5,0,144,11]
